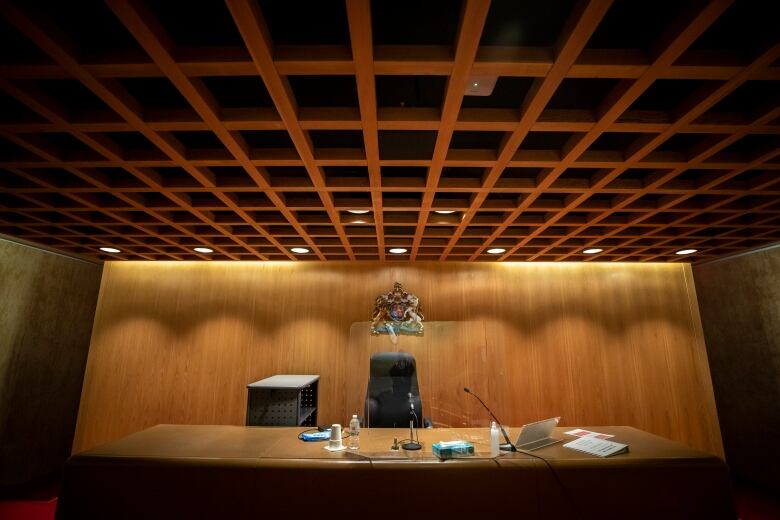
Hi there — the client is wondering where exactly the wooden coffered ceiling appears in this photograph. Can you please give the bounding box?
[0,0,779,262]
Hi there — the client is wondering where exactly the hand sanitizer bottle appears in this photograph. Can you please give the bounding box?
[490,421,500,457]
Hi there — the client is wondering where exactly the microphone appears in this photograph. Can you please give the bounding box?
[463,387,516,451]
[402,392,421,451]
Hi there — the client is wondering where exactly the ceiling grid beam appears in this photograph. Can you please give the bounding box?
[226,0,356,260]
[439,0,615,259]
[464,0,736,261]
[345,0,385,260]
[0,0,777,262]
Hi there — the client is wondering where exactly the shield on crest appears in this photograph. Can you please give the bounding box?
[388,302,406,321]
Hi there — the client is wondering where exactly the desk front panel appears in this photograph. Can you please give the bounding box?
[57,425,735,519]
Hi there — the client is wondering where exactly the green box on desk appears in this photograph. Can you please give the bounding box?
[432,440,475,459]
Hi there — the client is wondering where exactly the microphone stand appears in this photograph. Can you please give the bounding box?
[402,392,422,451]
[463,387,516,451]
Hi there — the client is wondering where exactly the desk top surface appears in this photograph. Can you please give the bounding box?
[74,425,722,466]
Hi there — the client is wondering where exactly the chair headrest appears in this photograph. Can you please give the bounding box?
[369,352,417,379]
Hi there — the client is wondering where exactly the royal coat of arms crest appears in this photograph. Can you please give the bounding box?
[370,282,424,343]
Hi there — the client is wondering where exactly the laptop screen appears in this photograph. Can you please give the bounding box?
[515,417,560,446]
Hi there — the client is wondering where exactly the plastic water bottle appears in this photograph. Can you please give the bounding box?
[490,421,500,457]
[349,415,360,450]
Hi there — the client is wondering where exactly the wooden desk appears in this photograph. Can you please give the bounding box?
[57,425,735,519]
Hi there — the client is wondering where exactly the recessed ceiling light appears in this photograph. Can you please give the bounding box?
[465,75,498,96]
[434,210,455,214]
[290,247,310,254]
[675,248,698,255]
[99,247,121,254]
[486,248,506,254]
[583,248,603,254]
[388,248,408,254]
[348,209,370,214]
[193,247,214,254]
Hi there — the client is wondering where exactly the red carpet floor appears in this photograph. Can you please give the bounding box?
[0,499,57,520]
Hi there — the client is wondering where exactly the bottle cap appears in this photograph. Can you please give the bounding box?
[352,414,358,418]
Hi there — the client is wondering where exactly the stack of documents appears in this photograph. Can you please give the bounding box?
[563,436,629,457]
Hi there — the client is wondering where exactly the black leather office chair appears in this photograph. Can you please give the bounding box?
[364,352,431,428]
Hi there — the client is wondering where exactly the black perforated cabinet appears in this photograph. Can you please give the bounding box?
[245,375,319,426]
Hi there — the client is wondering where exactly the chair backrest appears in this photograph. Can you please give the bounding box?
[364,352,423,427]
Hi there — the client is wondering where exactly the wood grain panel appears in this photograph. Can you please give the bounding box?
[73,261,723,456]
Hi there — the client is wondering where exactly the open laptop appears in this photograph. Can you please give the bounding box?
[514,417,561,451]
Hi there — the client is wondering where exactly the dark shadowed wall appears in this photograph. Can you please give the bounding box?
[0,238,102,488]
[693,244,780,493]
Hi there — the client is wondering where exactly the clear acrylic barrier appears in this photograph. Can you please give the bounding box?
[346,321,499,431]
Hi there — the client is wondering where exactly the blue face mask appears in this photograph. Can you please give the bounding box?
[300,430,331,442]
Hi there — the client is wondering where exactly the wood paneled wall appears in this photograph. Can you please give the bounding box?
[693,245,780,491]
[74,261,723,456]
[0,238,102,487]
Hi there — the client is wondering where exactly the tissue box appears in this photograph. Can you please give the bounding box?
[432,440,475,459]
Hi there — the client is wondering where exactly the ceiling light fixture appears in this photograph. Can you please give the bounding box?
[583,248,603,254]
[675,248,698,255]
[193,247,214,254]
[348,209,370,214]
[388,248,408,254]
[291,247,310,254]
[99,247,121,254]
[434,210,455,214]
[465,75,498,96]
[486,248,506,254]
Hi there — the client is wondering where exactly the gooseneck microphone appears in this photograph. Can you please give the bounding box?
[463,387,517,451]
